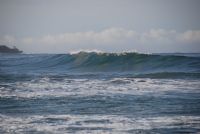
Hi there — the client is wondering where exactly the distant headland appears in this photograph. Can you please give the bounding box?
[0,45,22,53]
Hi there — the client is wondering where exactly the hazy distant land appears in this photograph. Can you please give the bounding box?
[0,45,22,53]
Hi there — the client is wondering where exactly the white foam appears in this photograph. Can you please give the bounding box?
[0,114,200,133]
[69,49,103,54]
[0,77,200,98]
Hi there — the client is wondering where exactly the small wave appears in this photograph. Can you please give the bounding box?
[135,72,200,79]
[108,78,134,84]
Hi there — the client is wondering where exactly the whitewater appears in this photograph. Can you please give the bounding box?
[0,52,200,133]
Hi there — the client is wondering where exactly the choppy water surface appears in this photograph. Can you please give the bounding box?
[0,52,200,133]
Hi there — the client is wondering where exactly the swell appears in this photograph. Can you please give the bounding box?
[0,52,200,78]
[68,52,200,72]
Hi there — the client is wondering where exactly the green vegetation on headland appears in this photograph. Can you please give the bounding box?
[0,45,22,53]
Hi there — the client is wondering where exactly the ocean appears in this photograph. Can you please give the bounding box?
[0,52,200,134]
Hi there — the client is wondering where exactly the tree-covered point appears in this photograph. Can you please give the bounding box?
[0,45,22,53]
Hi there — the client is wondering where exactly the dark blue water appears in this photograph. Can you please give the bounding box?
[0,52,200,133]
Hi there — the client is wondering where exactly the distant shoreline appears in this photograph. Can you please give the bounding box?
[0,45,22,53]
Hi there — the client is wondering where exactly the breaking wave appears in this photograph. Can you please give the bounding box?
[0,52,200,79]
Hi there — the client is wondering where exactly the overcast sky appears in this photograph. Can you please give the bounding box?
[0,0,200,53]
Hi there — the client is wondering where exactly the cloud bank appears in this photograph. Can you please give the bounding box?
[20,28,136,45]
[1,28,200,53]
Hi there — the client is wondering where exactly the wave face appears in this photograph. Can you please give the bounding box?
[0,52,200,79]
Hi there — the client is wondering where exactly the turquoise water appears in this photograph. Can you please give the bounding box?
[0,52,200,133]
